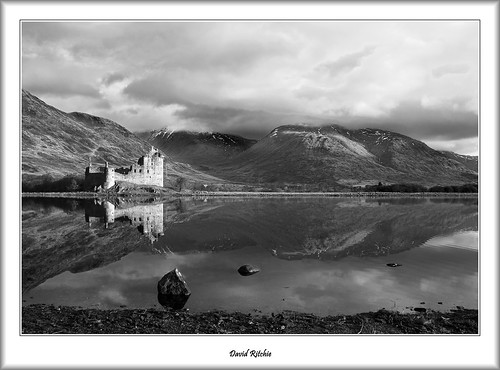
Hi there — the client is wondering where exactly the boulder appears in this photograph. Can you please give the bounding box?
[238,264,260,276]
[157,268,191,310]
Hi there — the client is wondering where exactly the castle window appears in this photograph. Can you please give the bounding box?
[134,169,136,173]
[139,169,142,173]
[147,170,149,173]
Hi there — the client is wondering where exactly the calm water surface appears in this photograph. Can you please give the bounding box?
[22,197,478,316]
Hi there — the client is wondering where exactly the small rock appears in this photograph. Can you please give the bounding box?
[157,268,191,310]
[414,307,427,313]
[420,302,425,305]
[238,264,260,276]
[386,263,402,267]
[438,302,443,305]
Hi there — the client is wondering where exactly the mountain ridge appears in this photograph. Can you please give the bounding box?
[22,90,478,190]
[145,123,477,188]
[21,90,229,190]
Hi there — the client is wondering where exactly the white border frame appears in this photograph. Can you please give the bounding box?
[2,1,498,369]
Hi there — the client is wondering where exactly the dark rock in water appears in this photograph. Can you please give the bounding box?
[157,268,191,310]
[414,307,427,313]
[238,264,260,276]
[386,263,402,267]
[438,302,443,305]
[420,302,425,305]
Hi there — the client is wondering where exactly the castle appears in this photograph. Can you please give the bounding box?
[84,147,164,191]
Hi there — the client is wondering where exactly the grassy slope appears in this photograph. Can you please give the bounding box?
[22,90,228,189]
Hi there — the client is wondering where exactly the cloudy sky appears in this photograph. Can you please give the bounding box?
[22,21,478,155]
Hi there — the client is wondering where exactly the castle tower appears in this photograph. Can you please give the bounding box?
[151,147,164,187]
[103,167,115,189]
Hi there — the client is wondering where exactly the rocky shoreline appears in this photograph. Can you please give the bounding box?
[22,304,478,335]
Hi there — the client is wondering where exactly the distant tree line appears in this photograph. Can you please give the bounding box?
[361,182,478,193]
[22,175,85,192]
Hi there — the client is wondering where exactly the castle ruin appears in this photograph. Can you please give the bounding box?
[84,147,164,191]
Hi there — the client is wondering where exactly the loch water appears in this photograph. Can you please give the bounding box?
[22,196,478,316]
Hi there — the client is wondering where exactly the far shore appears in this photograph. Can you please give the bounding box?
[21,191,479,199]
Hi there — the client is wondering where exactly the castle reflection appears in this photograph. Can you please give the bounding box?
[85,200,164,244]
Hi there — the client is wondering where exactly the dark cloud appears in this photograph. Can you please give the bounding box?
[102,72,126,86]
[93,99,112,110]
[315,46,376,77]
[123,75,189,106]
[24,80,100,99]
[171,103,323,139]
[169,99,477,143]
[21,22,478,154]
[174,103,284,139]
[336,100,478,141]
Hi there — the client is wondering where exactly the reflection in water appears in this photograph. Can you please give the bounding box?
[22,197,478,315]
[85,200,164,244]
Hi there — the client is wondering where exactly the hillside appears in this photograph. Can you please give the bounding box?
[22,90,478,191]
[206,125,478,188]
[439,151,478,172]
[21,90,228,190]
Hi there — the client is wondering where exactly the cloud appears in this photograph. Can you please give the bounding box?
[22,21,479,154]
[341,100,478,141]
[315,46,376,77]
[123,75,189,106]
[102,72,126,86]
[424,137,479,156]
[22,58,101,99]
[432,63,470,78]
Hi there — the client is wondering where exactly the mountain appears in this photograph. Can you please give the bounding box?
[21,90,228,190]
[194,125,477,188]
[439,151,478,172]
[22,90,477,191]
[138,128,257,170]
[22,90,151,178]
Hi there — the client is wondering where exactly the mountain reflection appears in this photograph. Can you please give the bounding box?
[22,197,477,293]
[156,197,477,261]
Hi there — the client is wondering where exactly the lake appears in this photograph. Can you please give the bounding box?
[22,196,478,316]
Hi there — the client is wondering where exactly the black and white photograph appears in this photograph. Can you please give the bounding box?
[20,20,479,335]
[2,1,499,368]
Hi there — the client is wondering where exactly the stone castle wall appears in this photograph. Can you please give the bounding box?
[84,148,164,191]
